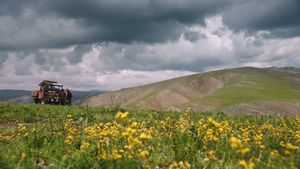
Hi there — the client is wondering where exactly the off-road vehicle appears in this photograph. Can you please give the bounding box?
[32,80,72,105]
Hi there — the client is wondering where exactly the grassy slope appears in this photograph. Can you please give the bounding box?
[83,67,300,114]
[193,69,300,111]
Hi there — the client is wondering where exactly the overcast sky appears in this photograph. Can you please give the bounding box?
[0,0,300,91]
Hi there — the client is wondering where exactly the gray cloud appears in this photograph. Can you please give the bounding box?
[223,0,300,37]
[0,0,299,51]
[34,52,46,65]
[67,45,92,65]
[0,52,8,64]
[0,0,37,16]
[0,0,231,50]
[46,0,228,24]
[183,30,204,42]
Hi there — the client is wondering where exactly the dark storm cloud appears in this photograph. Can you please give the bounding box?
[1,0,299,51]
[0,0,231,51]
[222,0,300,36]
[267,26,300,38]
[46,0,228,24]
[43,0,233,43]
[0,0,36,16]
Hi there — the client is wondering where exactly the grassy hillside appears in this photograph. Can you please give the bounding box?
[82,67,300,116]
[0,103,299,168]
[193,68,300,109]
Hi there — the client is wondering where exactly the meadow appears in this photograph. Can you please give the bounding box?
[0,103,299,169]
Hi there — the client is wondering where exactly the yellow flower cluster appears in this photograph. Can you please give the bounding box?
[240,126,251,144]
[270,150,279,158]
[80,112,154,161]
[80,141,91,151]
[138,150,149,159]
[198,117,231,142]
[160,117,175,137]
[295,118,300,143]
[295,131,300,144]
[230,137,250,157]
[239,159,255,169]
[0,123,28,141]
[20,152,26,160]
[97,148,124,160]
[175,113,193,134]
[168,161,191,169]
[84,121,122,143]
[254,131,265,149]
[280,142,299,156]
[17,123,27,133]
[116,111,129,121]
[203,150,217,161]
[64,115,77,144]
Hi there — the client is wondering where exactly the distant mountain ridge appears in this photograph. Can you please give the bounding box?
[82,67,300,116]
[0,90,31,102]
[0,90,105,104]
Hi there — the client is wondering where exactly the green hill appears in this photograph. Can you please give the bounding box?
[82,67,300,116]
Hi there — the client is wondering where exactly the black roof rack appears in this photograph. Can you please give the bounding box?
[39,80,58,86]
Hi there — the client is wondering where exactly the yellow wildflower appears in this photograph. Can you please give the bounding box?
[285,143,299,150]
[139,133,151,141]
[270,150,279,158]
[138,150,149,159]
[284,150,292,157]
[20,152,26,160]
[241,147,250,156]
[168,161,191,169]
[230,137,242,150]
[112,150,123,159]
[239,160,255,169]
[64,135,74,144]
[17,124,27,133]
[203,157,209,162]
[116,111,129,120]
[80,141,91,151]
[207,150,217,161]
[230,137,250,157]
[131,121,138,128]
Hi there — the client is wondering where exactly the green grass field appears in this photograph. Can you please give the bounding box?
[0,103,299,169]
